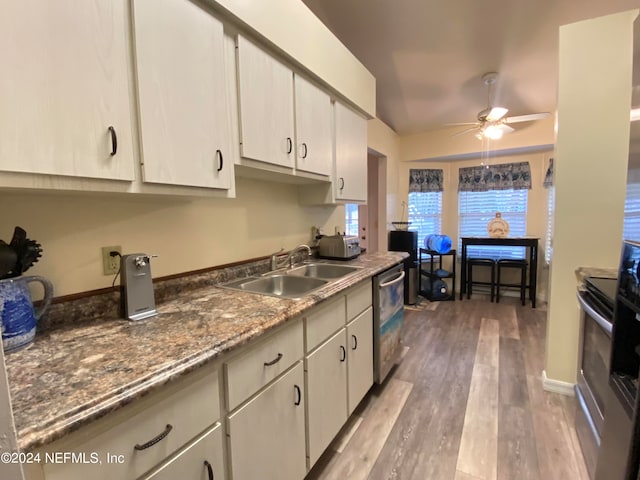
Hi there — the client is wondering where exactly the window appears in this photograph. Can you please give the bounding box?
[345,204,359,236]
[545,186,555,264]
[624,182,640,242]
[458,188,528,259]
[407,191,442,245]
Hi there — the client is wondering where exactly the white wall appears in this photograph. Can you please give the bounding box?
[368,118,402,249]
[0,178,343,297]
[546,9,638,385]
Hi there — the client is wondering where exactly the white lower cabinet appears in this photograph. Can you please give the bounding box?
[347,307,374,415]
[227,362,306,480]
[140,423,225,480]
[30,367,221,480]
[305,329,348,466]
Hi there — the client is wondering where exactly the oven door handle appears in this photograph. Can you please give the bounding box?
[577,292,613,335]
[379,271,405,288]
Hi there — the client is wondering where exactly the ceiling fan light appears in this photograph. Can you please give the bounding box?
[483,124,504,140]
[631,108,640,122]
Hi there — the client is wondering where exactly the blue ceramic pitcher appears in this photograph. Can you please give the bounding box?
[0,276,53,352]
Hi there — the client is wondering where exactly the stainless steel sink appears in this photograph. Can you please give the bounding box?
[286,263,362,279]
[220,275,328,299]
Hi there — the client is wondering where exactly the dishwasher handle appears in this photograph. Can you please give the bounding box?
[379,270,405,288]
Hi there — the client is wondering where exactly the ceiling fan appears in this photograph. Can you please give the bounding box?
[450,72,551,140]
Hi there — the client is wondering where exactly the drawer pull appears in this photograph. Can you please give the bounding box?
[134,424,173,450]
[286,137,293,154]
[204,460,214,480]
[263,353,283,366]
[340,345,346,362]
[352,334,358,350]
[216,149,223,172]
[294,384,302,406]
[108,126,118,156]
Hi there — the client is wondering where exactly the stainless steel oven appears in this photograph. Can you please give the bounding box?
[576,277,616,479]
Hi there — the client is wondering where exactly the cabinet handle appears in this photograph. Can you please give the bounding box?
[134,424,173,450]
[301,143,308,159]
[108,126,118,156]
[294,384,301,406]
[286,137,293,154]
[216,149,223,172]
[339,177,345,191]
[352,334,358,350]
[340,345,346,362]
[204,460,214,480]
[263,352,283,366]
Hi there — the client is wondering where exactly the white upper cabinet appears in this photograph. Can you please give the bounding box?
[335,102,368,202]
[0,0,135,181]
[133,0,233,189]
[294,76,332,176]
[237,35,295,169]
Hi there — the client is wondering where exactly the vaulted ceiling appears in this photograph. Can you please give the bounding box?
[303,0,640,136]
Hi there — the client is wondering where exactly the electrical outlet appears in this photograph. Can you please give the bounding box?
[101,246,121,275]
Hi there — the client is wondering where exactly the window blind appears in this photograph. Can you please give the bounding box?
[345,204,359,236]
[624,183,640,242]
[458,189,528,259]
[408,191,442,246]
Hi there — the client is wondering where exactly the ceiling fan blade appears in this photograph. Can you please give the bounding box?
[452,126,480,137]
[486,107,508,122]
[504,112,551,124]
[497,123,515,134]
[444,122,480,126]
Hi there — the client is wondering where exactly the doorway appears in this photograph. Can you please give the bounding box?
[359,149,387,254]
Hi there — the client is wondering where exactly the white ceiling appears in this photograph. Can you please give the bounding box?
[302,0,640,136]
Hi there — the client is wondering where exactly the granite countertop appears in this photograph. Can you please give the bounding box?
[575,266,618,291]
[5,251,407,452]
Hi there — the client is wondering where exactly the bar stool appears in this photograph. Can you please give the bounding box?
[496,259,528,305]
[467,258,496,302]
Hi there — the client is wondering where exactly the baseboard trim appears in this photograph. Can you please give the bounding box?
[542,370,575,396]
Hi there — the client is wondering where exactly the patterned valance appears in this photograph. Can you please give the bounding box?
[458,161,532,192]
[409,169,444,192]
[543,158,554,188]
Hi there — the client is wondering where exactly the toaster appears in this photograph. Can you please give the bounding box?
[318,235,361,260]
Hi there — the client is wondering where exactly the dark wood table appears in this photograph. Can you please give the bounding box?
[459,237,540,308]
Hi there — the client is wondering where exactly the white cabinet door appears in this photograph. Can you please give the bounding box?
[227,362,306,480]
[141,423,226,480]
[294,75,332,176]
[335,102,368,201]
[305,329,348,466]
[133,0,233,189]
[0,0,134,180]
[347,307,374,415]
[236,35,295,168]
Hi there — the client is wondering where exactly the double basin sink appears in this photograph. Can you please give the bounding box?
[220,263,362,299]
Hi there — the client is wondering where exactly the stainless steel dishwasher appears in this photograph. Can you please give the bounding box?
[373,263,405,384]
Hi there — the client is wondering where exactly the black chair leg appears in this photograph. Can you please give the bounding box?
[520,266,526,306]
[467,265,472,299]
[490,265,495,302]
[496,265,501,303]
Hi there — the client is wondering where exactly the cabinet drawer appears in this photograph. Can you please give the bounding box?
[346,281,372,320]
[140,422,225,480]
[225,320,303,411]
[305,296,345,352]
[43,367,220,480]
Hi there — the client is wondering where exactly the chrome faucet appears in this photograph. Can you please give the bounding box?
[271,244,312,270]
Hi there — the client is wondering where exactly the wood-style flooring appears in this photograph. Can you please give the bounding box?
[306,296,589,480]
